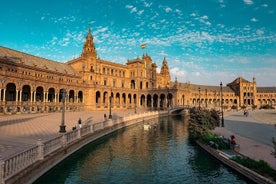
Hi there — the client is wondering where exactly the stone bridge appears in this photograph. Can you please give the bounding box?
[169,105,191,114]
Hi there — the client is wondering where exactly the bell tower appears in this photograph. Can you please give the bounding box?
[160,57,171,87]
[81,27,97,58]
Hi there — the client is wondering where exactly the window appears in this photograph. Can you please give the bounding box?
[113,79,116,87]
[104,78,107,86]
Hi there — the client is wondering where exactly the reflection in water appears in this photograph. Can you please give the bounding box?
[35,115,252,184]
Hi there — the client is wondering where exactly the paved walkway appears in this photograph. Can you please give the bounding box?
[0,109,275,170]
[0,109,142,160]
[213,109,276,169]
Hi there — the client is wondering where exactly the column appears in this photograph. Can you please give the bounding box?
[34,92,36,102]
[16,90,18,103]
[43,92,46,102]
[46,92,48,102]
[19,90,22,102]
[0,89,2,102]
[157,98,160,108]
[31,91,33,102]
[145,98,147,108]
[55,93,57,103]
[3,89,5,102]
[151,97,153,108]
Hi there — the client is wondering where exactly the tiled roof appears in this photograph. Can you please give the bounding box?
[257,87,276,93]
[189,83,234,92]
[0,46,79,76]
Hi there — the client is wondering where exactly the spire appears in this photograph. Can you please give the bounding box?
[161,57,169,74]
[81,27,97,58]
[160,56,171,87]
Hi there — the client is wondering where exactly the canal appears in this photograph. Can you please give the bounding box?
[34,115,252,184]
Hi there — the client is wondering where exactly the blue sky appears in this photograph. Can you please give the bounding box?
[0,0,275,86]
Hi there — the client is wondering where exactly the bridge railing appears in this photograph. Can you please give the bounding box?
[0,111,166,184]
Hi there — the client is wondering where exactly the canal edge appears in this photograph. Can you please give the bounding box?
[196,140,276,184]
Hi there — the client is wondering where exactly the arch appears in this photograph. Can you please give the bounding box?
[22,85,31,101]
[36,86,44,102]
[6,83,16,101]
[48,88,55,102]
[168,93,173,108]
[130,80,135,89]
[116,93,120,107]
[146,94,152,108]
[122,93,126,106]
[59,89,66,102]
[140,94,145,107]
[128,93,132,107]
[103,91,108,107]
[153,94,158,108]
[96,91,101,106]
[160,94,166,109]
[133,94,137,107]
[69,90,75,102]
[78,91,83,103]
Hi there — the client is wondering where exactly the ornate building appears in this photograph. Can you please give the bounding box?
[0,28,275,115]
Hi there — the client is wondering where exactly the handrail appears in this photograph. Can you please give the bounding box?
[0,111,163,184]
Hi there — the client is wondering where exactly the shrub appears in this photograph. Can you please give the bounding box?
[231,156,276,181]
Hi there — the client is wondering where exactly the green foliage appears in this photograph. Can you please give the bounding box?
[201,132,229,149]
[231,156,276,181]
[188,108,221,145]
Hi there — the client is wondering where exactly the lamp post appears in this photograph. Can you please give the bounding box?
[59,89,66,133]
[109,92,112,119]
[220,82,224,127]
[205,89,207,108]
[198,87,201,109]
[134,94,137,113]
[167,88,170,114]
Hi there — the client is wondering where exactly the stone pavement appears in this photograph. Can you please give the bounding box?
[1,108,276,170]
[213,109,276,169]
[0,109,142,160]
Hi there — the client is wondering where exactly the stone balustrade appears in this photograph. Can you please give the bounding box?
[0,111,166,184]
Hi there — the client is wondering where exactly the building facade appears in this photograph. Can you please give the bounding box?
[0,28,275,115]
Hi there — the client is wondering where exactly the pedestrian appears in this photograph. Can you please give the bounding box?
[78,118,82,128]
[230,135,236,145]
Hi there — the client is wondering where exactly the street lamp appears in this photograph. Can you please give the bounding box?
[109,92,112,119]
[220,82,224,127]
[59,89,66,133]
[198,87,201,109]
[134,94,137,113]
[205,89,207,108]
[167,88,170,114]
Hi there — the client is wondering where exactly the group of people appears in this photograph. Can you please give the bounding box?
[228,135,236,145]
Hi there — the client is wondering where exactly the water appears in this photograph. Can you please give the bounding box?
[34,115,252,184]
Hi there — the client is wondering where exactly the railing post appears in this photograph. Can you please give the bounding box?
[37,139,44,160]
[61,134,67,147]
[77,128,81,139]
[0,158,4,184]
[89,124,92,133]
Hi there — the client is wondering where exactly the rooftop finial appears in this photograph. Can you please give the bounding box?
[88,24,91,34]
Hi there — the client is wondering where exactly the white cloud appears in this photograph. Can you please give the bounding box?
[138,10,144,15]
[256,29,264,35]
[250,17,258,22]
[143,1,152,8]
[165,7,172,13]
[243,0,253,5]
[170,67,186,76]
